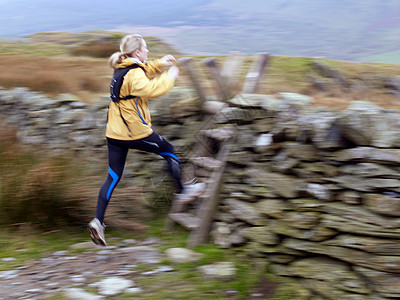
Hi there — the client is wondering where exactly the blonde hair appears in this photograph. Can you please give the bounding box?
[108,34,145,69]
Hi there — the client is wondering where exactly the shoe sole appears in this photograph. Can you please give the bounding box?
[87,225,106,247]
[191,184,206,198]
[177,185,206,204]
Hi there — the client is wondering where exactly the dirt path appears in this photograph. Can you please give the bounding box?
[0,237,168,299]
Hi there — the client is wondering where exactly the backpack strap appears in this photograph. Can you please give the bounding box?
[110,65,144,102]
[109,65,146,138]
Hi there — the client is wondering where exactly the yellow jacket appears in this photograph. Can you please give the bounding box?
[106,58,175,140]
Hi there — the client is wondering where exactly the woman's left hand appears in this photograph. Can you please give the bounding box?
[160,55,176,66]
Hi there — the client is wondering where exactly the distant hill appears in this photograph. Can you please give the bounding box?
[0,30,399,110]
[362,51,400,65]
[1,0,400,62]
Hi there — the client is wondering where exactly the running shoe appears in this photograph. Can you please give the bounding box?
[177,182,206,203]
[87,218,107,246]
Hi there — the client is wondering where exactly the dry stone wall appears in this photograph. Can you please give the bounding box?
[212,93,400,299]
[2,86,400,299]
[0,87,108,152]
[0,86,203,192]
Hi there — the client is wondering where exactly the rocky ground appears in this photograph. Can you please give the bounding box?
[0,236,265,300]
[1,237,163,299]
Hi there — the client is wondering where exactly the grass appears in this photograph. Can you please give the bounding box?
[0,216,306,299]
[0,126,91,228]
[262,55,400,110]
[0,54,111,101]
[0,42,66,56]
[259,56,316,94]
[0,227,89,271]
[114,219,306,299]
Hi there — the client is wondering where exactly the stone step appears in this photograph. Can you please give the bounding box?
[201,126,235,141]
[190,156,223,171]
[168,213,200,230]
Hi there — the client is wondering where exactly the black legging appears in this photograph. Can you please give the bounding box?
[96,132,183,223]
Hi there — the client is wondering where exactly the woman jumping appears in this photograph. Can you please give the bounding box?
[88,34,204,246]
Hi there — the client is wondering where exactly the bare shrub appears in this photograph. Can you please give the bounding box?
[70,37,120,58]
[27,75,67,94]
[79,77,104,92]
[0,55,110,98]
[0,152,82,228]
[0,122,152,231]
[71,43,118,58]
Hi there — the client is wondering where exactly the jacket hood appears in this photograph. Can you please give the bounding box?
[116,57,145,69]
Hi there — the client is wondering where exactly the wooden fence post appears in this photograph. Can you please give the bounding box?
[202,57,231,101]
[178,57,208,105]
[220,51,244,98]
[241,53,270,94]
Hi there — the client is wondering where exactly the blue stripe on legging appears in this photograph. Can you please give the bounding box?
[159,152,180,162]
[106,166,119,201]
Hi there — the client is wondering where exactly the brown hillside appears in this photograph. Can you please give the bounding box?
[0,31,399,110]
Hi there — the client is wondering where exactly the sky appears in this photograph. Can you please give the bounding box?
[0,0,210,38]
[1,0,399,62]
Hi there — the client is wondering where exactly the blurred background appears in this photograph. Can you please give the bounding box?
[1,0,400,62]
[1,1,400,299]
